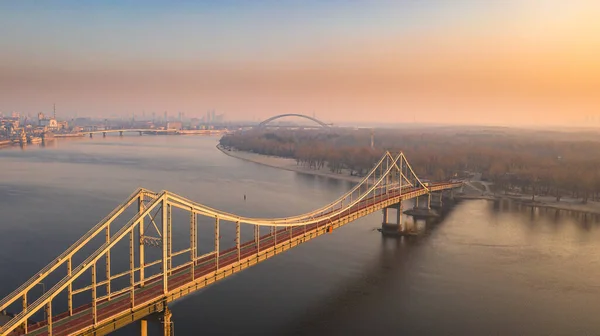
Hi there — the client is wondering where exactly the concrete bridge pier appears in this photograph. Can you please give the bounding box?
[139,131,143,136]
[404,194,440,218]
[380,202,416,237]
[89,133,93,138]
[103,132,107,138]
[413,194,432,209]
[120,131,123,136]
[430,192,443,209]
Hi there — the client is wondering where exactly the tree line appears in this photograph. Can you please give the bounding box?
[220,127,600,203]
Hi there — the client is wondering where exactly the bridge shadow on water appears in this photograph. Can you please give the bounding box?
[270,202,460,336]
[115,201,461,336]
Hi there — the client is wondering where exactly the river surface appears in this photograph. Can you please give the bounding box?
[1,136,600,336]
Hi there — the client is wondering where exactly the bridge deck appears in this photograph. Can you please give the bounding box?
[13,183,459,336]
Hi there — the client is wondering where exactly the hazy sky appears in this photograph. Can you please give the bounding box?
[1,1,599,126]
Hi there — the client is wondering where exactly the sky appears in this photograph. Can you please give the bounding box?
[1,0,599,126]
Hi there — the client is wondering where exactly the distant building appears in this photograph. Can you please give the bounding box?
[57,120,69,130]
[38,112,58,129]
[2,118,20,133]
[167,122,182,130]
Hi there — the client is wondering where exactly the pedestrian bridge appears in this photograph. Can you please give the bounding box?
[0,152,461,336]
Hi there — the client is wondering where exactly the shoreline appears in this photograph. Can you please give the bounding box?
[457,194,600,215]
[216,145,362,183]
[217,145,600,216]
[459,181,600,215]
[0,131,227,150]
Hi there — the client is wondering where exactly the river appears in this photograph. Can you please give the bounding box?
[1,135,600,335]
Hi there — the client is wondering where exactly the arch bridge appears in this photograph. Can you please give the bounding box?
[257,114,332,128]
[0,152,461,336]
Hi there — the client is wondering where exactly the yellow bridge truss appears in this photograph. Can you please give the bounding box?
[0,151,461,336]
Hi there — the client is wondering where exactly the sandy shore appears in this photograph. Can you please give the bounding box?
[217,145,362,183]
[218,145,600,215]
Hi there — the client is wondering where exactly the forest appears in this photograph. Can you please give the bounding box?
[219,127,600,203]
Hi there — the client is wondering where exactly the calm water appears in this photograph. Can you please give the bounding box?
[1,136,600,335]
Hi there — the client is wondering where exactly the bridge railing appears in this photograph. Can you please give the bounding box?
[0,188,157,313]
[0,189,160,335]
[0,191,170,336]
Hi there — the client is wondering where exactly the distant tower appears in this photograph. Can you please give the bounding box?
[53,103,56,119]
[371,129,374,149]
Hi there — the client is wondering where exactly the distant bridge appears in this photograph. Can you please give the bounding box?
[257,114,332,128]
[53,129,227,138]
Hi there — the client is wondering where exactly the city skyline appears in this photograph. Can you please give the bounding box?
[1,1,599,127]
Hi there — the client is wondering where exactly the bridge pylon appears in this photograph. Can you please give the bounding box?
[381,201,415,237]
[160,306,172,336]
[403,194,440,218]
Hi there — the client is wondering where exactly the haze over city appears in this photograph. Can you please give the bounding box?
[1,0,599,127]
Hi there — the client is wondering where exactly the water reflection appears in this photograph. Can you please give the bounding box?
[490,198,600,228]
[2,138,600,335]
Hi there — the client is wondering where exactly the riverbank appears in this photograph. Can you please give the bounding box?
[219,145,600,215]
[217,145,362,183]
[460,178,600,215]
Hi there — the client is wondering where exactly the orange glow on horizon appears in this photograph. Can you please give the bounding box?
[1,1,599,126]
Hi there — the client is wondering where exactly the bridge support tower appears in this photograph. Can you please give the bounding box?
[120,131,123,136]
[404,194,440,218]
[139,131,143,136]
[140,319,148,336]
[103,132,107,138]
[380,201,415,237]
[161,306,173,336]
[430,192,443,209]
[89,133,93,138]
